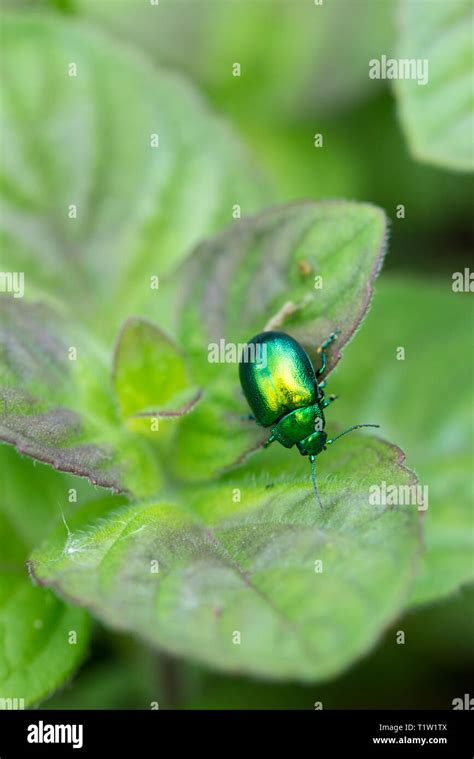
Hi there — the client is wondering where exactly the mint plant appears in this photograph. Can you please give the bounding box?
[1,12,470,707]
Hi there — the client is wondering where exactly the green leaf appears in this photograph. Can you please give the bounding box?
[113,317,201,418]
[31,435,420,681]
[172,201,387,479]
[0,445,93,707]
[0,298,123,491]
[0,14,265,341]
[395,0,474,171]
[0,578,91,708]
[330,277,473,606]
[0,299,164,497]
[179,201,387,375]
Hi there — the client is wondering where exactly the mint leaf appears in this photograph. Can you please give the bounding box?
[113,317,201,418]
[31,436,420,681]
[0,299,124,491]
[179,201,387,376]
[0,15,265,340]
[0,579,90,708]
[395,0,474,171]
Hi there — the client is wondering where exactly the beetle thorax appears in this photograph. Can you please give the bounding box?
[268,403,324,449]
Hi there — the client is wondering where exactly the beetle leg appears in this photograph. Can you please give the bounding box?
[318,378,327,391]
[310,455,323,509]
[316,349,327,377]
[322,394,338,409]
[264,433,276,448]
[315,329,340,377]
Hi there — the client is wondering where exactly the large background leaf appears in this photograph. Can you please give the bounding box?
[75,0,395,120]
[31,436,420,681]
[0,14,266,340]
[395,0,474,171]
[329,277,473,607]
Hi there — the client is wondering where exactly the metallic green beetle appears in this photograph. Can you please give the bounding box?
[239,330,379,507]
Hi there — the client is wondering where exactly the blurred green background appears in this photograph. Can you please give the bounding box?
[1,0,473,709]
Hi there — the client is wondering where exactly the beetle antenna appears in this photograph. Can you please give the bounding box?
[310,455,323,510]
[327,423,379,445]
